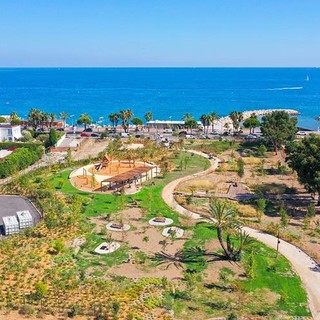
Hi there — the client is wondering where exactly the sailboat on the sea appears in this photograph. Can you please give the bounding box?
[305,75,310,81]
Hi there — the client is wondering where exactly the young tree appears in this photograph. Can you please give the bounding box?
[256,198,267,222]
[77,113,92,129]
[144,111,153,132]
[286,134,320,205]
[132,117,143,132]
[0,116,6,123]
[48,128,58,147]
[34,281,48,301]
[119,109,133,133]
[243,113,260,133]
[261,111,297,154]
[237,157,245,179]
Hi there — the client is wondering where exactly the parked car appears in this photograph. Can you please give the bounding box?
[80,132,91,137]
[56,128,64,132]
[245,134,258,140]
[83,128,93,132]
[91,133,101,137]
[297,131,307,136]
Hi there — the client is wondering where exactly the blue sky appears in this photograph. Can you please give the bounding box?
[1,0,319,67]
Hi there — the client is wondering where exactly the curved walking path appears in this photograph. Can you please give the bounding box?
[162,150,320,320]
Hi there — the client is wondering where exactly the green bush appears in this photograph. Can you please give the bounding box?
[0,143,43,178]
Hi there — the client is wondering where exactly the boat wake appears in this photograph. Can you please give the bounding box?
[267,86,303,91]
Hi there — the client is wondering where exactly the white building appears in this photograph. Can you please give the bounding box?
[16,210,33,229]
[2,216,20,235]
[0,124,22,142]
[147,120,203,129]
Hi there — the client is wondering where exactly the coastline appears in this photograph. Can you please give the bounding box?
[215,108,300,132]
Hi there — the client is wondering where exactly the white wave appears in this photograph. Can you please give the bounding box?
[267,86,303,91]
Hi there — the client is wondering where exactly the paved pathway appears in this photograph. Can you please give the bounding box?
[162,150,320,320]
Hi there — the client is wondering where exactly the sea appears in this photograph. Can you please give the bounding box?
[0,67,320,129]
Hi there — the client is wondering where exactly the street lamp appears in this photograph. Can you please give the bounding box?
[70,114,75,126]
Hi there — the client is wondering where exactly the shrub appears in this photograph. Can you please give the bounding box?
[0,143,43,178]
[19,304,35,316]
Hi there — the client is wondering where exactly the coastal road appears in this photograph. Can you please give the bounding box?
[161,150,320,320]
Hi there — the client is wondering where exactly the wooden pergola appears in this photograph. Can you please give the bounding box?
[100,166,156,191]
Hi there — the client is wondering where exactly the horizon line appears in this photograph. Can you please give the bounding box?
[0,66,319,69]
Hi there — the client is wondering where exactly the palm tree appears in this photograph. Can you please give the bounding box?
[49,113,56,128]
[200,114,209,134]
[108,113,120,131]
[10,112,21,125]
[208,112,219,133]
[28,108,42,131]
[59,112,69,128]
[208,200,252,261]
[144,112,153,132]
[40,112,49,130]
[229,111,243,133]
[119,109,133,133]
[182,113,193,122]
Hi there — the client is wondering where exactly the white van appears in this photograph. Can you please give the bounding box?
[121,132,131,138]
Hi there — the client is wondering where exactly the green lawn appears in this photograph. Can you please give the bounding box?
[190,140,239,155]
[51,152,210,220]
[242,243,310,316]
[179,222,310,316]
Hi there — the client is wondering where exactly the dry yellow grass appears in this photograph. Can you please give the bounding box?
[242,156,262,165]
[177,179,217,192]
[233,202,258,218]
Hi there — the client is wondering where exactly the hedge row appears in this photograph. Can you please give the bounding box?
[0,144,44,178]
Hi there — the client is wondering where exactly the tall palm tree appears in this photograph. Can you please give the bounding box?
[119,109,133,133]
[144,112,153,132]
[59,112,69,128]
[108,112,120,131]
[229,111,243,133]
[208,112,220,133]
[49,113,56,128]
[40,112,49,130]
[200,114,209,134]
[182,113,193,122]
[28,108,42,131]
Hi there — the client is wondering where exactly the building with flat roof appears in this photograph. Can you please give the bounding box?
[147,120,203,129]
[0,124,22,142]
[16,210,33,229]
[2,216,19,235]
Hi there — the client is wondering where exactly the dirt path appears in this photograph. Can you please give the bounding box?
[162,150,320,320]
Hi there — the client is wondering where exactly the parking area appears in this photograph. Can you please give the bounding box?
[0,195,42,236]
